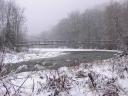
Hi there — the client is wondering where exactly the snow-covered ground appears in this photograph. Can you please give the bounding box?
[29,48,121,52]
[4,51,66,64]
[1,55,128,96]
[3,48,121,64]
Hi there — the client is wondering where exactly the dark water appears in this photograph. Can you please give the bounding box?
[5,51,118,74]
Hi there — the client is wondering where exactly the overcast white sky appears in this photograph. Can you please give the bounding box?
[16,0,113,35]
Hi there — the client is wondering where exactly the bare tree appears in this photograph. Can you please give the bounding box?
[4,0,25,50]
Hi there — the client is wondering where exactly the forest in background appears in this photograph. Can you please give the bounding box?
[1,0,128,50]
[38,0,128,49]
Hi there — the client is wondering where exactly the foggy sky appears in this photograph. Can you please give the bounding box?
[16,0,113,35]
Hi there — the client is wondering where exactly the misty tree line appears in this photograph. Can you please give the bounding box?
[40,1,128,50]
[0,0,25,51]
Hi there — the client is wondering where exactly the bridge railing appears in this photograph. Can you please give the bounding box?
[16,40,121,49]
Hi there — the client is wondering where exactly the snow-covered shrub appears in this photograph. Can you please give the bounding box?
[45,74,71,96]
[102,83,119,96]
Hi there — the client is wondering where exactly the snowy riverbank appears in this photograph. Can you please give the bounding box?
[1,55,128,96]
